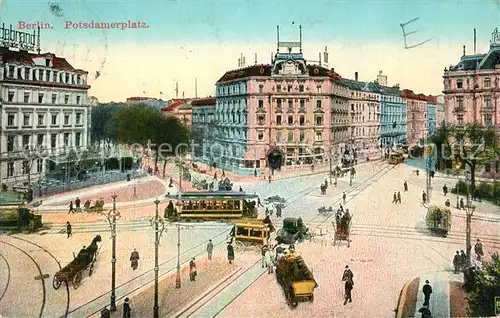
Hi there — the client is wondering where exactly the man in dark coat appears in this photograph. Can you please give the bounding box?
[100,307,110,318]
[342,192,346,204]
[130,249,139,270]
[207,239,213,260]
[418,305,432,318]
[392,192,398,204]
[460,250,467,269]
[403,181,408,191]
[474,239,484,262]
[189,258,197,281]
[66,221,72,238]
[453,251,461,274]
[443,184,448,196]
[343,277,353,305]
[342,265,354,284]
[123,297,131,318]
[422,191,427,204]
[227,243,234,264]
[422,280,432,306]
[75,197,81,209]
[459,198,465,210]
[397,191,402,204]
[68,201,74,214]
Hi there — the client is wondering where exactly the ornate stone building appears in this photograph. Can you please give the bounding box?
[402,89,428,144]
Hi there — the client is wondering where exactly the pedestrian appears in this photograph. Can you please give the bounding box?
[123,297,131,318]
[342,265,354,284]
[276,204,282,218]
[416,169,420,176]
[189,258,197,281]
[265,248,275,274]
[418,304,432,318]
[397,191,401,204]
[66,221,72,238]
[68,201,74,214]
[257,197,263,207]
[443,184,448,196]
[268,175,272,183]
[254,168,257,177]
[214,172,217,180]
[459,198,465,210]
[453,251,461,274]
[445,199,451,207]
[222,169,225,178]
[169,177,173,187]
[343,277,354,305]
[342,192,346,204]
[474,239,484,262]
[75,197,81,210]
[261,245,268,268]
[460,250,467,269]
[422,191,427,204]
[207,239,213,260]
[129,248,139,270]
[265,207,270,216]
[392,192,397,204]
[404,181,408,191]
[100,306,110,318]
[422,279,432,306]
[239,186,243,192]
[227,242,234,264]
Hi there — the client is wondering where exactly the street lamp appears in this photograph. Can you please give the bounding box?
[175,221,181,289]
[100,193,121,312]
[465,202,476,266]
[149,198,166,318]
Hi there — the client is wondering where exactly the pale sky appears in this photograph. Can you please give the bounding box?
[3,0,500,102]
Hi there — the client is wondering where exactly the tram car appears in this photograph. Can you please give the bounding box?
[228,219,271,253]
[164,191,258,221]
[388,151,405,164]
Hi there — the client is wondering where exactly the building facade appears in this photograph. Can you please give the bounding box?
[190,97,216,162]
[213,40,346,174]
[402,89,428,144]
[0,47,91,186]
[379,86,407,149]
[426,96,437,136]
[442,28,500,127]
[436,95,445,128]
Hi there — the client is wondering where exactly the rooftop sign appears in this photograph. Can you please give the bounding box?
[0,23,40,53]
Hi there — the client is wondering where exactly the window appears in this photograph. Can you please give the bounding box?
[24,92,30,103]
[22,160,30,175]
[37,159,43,173]
[299,84,304,92]
[300,99,305,109]
[64,133,70,146]
[485,96,492,108]
[51,114,57,125]
[276,84,281,92]
[316,100,322,109]
[76,96,81,105]
[7,162,14,177]
[257,115,265,125]
[315,131,323,141]
[38,93,44,103]
[37,134,44,145]
[287,131,293,142]
[456,96,464,108]
[75,132,81,146]
[8,91,15,102]
[276,115,282,125]
[23,114,30,126]
[52,93,57,104]
[484,114,493,126]
[258,84,263,94]
[38,70,43,81]
[300,130,305,142]
[484,77,491,88]
[258,100,264,109]
[50,134,57,148]
[287,84,292,92]
[299,115,305,126]
[7,135,15,152]
[317,85,321,93]
[45,59,50,67]
[64,94,69,104]
[65,73,70,83]
[288,115,294,125]
[38,114,44,126]
[288,99,293,110]
[7,114,15,126]
[24,68,29,80]
[22,135,30,146]
[457,79,463,89]
[277,98,282,109]
[76,113,82,124]
[276,130,281,143]
[457,114,464,125]
[258,131,264,141]
[64,114,70,125]
[316,116,323,126]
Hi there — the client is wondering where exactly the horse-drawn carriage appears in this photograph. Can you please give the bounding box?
[218,178,233,191]
[228,219,271,253]
[53,235,102,290]
[318,206,334,215]
[83,198,105,213]
[276,217,310,245]
[332,212,352,247]
[275,253,318,308]
[192,178,208,190]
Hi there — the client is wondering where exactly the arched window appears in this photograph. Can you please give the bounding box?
[484,77,491,88]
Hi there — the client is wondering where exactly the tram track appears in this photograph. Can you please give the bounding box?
[0,252,11,303]
[0,240,46,318]
[8,235,71,318]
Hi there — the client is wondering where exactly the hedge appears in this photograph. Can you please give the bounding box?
[451,180,500,205]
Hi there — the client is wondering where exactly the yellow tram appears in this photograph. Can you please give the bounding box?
[388,151,405,164]
[164,191,259,221]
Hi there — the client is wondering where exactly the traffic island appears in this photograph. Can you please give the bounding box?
[109,257,235,317]
[396,277,419,318]
[449,281,470,317]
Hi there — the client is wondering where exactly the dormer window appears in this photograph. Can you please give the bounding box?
[65,73,70,83]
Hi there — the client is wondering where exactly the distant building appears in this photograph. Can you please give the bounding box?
[442,27,500,127]
[426,96,437,136]
[402,89,428,144]
[378,84,407,150]
[436,95,445,128]
[0,26,91,186]
[191,97,216,162]
[161,99,192,127]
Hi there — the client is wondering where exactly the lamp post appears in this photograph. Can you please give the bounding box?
[100,193,121,312]
[150,198,166,318]
[465,202,476,266]
[175,222,181,289]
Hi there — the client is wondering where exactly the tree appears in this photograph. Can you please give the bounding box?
[468,252,500,316]
[90,104,122,143]
[428,123,452,171]
[114,105,191,172]
[445,123,499,196]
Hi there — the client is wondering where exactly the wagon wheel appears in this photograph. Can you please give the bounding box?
[52,275,62,290]
[72,271,82,289]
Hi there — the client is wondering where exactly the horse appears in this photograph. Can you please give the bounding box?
[84,235,102,264]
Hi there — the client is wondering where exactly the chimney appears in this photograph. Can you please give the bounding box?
[355,72,358,81]
[319,53,321,66]
[474,28,476,54]
[463,45,466,56]
[182,91,185,99]
[255,53,257,64]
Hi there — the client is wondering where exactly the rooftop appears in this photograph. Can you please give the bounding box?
[0,47,86,73]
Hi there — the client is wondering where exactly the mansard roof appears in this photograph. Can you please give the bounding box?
[449,54,487,71]
[0,47,85,73]
[191,97,216,106]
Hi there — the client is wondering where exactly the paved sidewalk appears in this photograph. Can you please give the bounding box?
[188,261,266,318]
[414,276,450,318]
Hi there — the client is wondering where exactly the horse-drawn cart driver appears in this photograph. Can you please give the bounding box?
[76,246,88,265]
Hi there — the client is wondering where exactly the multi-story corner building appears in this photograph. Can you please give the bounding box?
[378,85,407,150]
[0,28,91,186]
[426,96,437,136]
[340,74,381,162]
[329,77,350,159]
[213,32,345,174]
[402,89,428,144]
[442,27,500,127]
[436,95,445,128]
[190,97,216,161]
